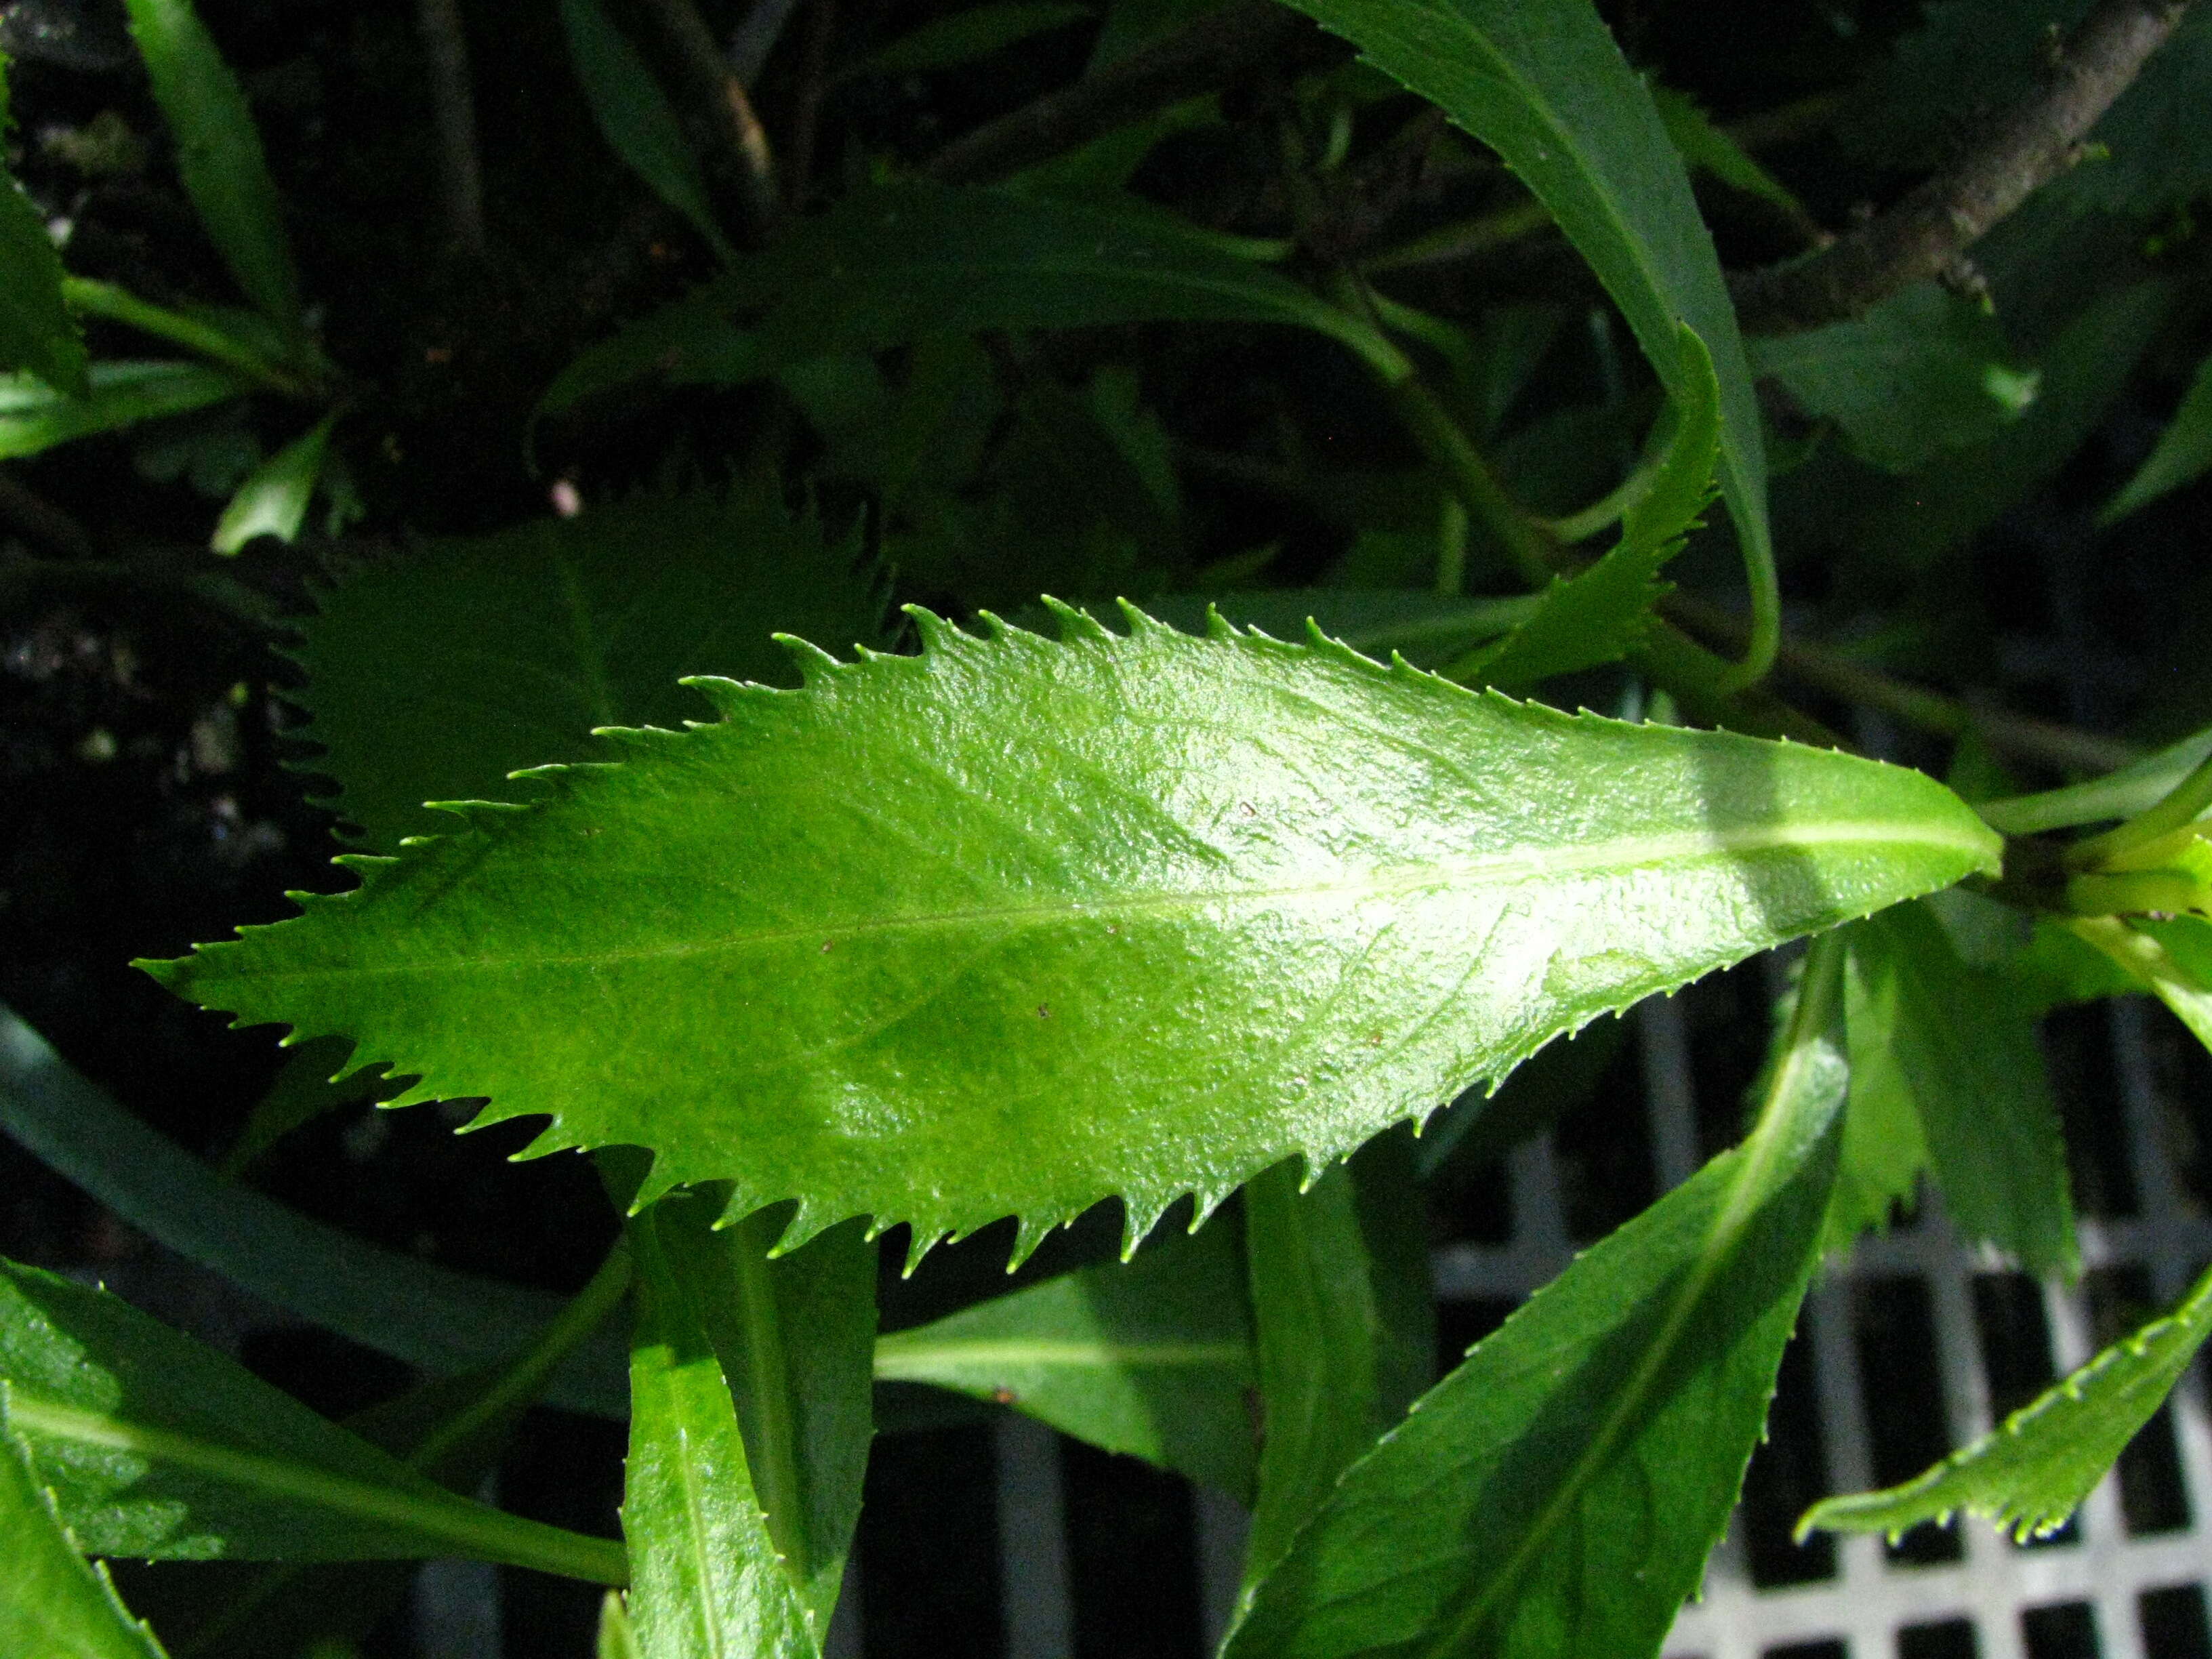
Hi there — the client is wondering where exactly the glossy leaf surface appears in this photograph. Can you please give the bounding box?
[1844,904,2075,1273]
[121,0,299,329]
[874,1218,1258,1498]
[0,1259,625,1578]
[0,361,242,459]
[151,609,1994,1252]
[622,1196,816,1659]
[1278,0,1769,602]
[1225,934,1849,1659]
[0,1409,166,1659]
[293,485,886,851]
[0,59,88,396]
[1803,1254,2212,1542]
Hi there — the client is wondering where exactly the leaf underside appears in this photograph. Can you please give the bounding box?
[148,607,1994,1258]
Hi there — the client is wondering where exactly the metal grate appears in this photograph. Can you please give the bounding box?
[935,981,2212,1659]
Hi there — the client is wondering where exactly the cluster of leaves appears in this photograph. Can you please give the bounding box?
[5,0,2212,1654]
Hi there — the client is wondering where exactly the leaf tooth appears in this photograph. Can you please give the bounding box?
[675,674,758,716]
[628,1153,686,1216]
[1030,596,1109,643]
[903,605,968,655]
[1203,604,1238,642]
[1118,1197,1173,1261]
[1004,1212,1058,1273]
[1188,1186,1233,1231]
[899,1227,949,1278]
[1118,597,1185,639]
[773,632,847,685]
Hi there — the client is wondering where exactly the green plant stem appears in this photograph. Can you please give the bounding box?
[726,1215,806,1577]
[1664,590,2140,776]
[62,278,310,398]
[409,1240,634,1473]
[2067,749,2212,870]
[1435,497,1468,596]
[1711,528,1781,695]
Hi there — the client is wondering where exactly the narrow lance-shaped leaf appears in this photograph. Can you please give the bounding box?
[148,607,1994,1256]
[0,1003,629,1419]
[558,0,738,266]
[1225,930,1851,1659]
[122,0,300,330]
[874,1217,1258,1500]
[0,1258,626,1580]
[0,361,243,460]
[1802,1254,2212,1544]
[1240,1130,1433,1603]
[1276,0,1771,613]
[0,54,89,396]
[0,1406,167,1659]
[2101,344,2212,523]
[543,181,1399,413]
[210,413,335,554]
[621,1193,817,1659]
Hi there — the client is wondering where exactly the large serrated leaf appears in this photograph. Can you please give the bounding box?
[1224,932,1849,1659]
[1276,0,1770,617]
[146,609,1995,1252]
[1802,1255,2212,1544]
[294,487,887,852]
[121,0,299,331]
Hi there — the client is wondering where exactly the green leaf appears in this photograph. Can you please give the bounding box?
[600,1590,644,1659]
[841,3,1094,80]
[293,485,888,851]
[1455,321,1717,689]
[1843,904,2075,1274]
[150,607,1995,1257]
[1748,283,2037,475]
[0,56,89,397]
[874,1218,1258,1499]
[0,1258,626,1579]
[2101,346,2212,524]
[2070,914,2212,1059]
[121,0,299,330]
[558,0,738,267]
[1276,0,1770,628]
[1,1408,168,1659]
[1647,83,1805,222]
[0,1002,628,1418]
[61,278,311,396]
[634,1193,874,1632]
[209,413,334,553]
[1225,931,1849,1659]
[621,1193,818,1659]
[546,182,1399,406]
[0,361,243,459]
[1241,1130,1433,1603]
[1802,1253,2212,1544]
[216,1033,395,1176]
[1826,939,1927,1254]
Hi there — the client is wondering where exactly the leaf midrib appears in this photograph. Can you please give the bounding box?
[237,815,1993,983]
[873,1338,1249,1374]
[5,1389,628,1584]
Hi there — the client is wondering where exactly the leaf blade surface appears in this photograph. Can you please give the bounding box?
[151,611,1994,1248]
